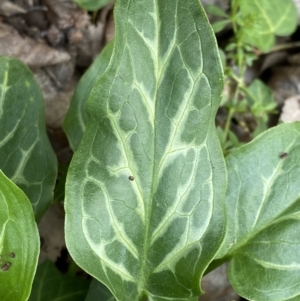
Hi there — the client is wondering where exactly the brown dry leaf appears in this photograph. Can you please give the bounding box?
[0,1,26,17]
[0,22,70,68]
[104,6,114,43]
[34,68,78,128]
[200,264,238,301]
[44,0,82,33]
[38,203,65,263]
[268,66,300,106]
[75,19,104,66]
[44,0,106,66]
[280,95,300,123]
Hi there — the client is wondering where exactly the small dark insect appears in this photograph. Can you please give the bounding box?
[279,152,288,159]
[9,252,15,258]
[128,175,134,181]
[1,262,12,272]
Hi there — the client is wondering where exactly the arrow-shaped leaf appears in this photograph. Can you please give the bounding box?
[0,170,39,301]
[216,122,300,301]
[65,0,226,300]
[63,41,114,151]
[0,57,57,221]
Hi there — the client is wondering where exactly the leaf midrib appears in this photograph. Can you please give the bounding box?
[139,0,160,295]
[0,68,8,119]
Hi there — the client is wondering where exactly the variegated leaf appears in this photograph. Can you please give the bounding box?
[0,170,39,301]
[0,57,57,221]
[65,1,226,300]
[216,123,300,301]
[63,41,114,151]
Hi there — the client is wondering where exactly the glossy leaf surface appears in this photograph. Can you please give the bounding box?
[217,123,300,301]
[64,42,113,151]
[0,170,39,301]
[73,0,112,11]
[65,0,226,300]
[239,0,297,51]
[85,279,115,301]
[29,261,90,301]
[0,57,57,221]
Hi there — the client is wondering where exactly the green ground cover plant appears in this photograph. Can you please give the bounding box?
[0,0,299,300]
[205,0,298,154]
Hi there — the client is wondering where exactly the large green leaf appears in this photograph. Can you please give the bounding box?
[63,42,114,151]
[0,57,57,221]
[0,170,39,301]
[73,0,112,11]
[239,0,297,51]
[29,261,90,301]
[85,279,115,301]
[65,0,226,300]
[216,123,300,301]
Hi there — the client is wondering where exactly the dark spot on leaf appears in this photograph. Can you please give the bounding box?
[128,175,134,181]
[9,252,15,258]
[279,152,288,159]
[1,262,12,271]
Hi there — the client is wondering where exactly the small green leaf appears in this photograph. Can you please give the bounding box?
[225,43,237,52]
[63,42,114,151]
[217,123,300,301]
[239,0,297,51]
[29,261,90,301]
[227,130,243,149]
[212,20,231,33]
[0,170,39,301]
[85,279,115,301]
[245,79,277,137]
[204,4,229,18]
[65,0,226,300]
[245,79,276,116]
[0,57,57,221]
[73,0,112,11]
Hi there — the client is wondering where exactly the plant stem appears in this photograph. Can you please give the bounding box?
[267,41,300,54]
[223,107,235,142]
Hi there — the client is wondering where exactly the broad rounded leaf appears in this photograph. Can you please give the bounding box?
[29,261,90,301]
[239,0,297,51]
[65,1,226,301]
[217,123,300,301]
[0,57,57,221]
[73,0,112,11]
[0,170,39,301]
[63,42,114,151]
